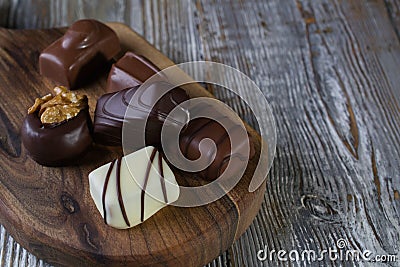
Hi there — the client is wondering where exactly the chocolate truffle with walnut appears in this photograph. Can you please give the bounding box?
[21,86,92,166]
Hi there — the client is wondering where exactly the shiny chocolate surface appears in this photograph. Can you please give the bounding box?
[93,82,189,148]
[21,109,93,166]
[39,19,120,89]
[106,51,161,93]
[179,116,255,181]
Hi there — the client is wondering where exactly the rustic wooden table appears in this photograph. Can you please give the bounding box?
[0,0,399,266]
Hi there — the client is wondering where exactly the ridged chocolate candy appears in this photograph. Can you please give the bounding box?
[179,116,255,181]
[93,82,189,148]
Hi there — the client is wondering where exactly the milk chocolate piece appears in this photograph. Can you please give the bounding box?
[93,82,189,147]
[89,146,179,229]
[106,52,161,93]
[179,106,255,181]
[39,19,120,89]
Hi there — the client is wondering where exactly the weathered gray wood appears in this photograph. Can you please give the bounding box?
[0,0,399,266]
[385,0,400,40]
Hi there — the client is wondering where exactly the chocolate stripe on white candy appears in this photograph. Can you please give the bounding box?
[89,146,179,229]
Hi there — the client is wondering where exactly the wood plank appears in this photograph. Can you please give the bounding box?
[0,24,266,266]
[3,0,129,29]
[384,0,400,41]
[0,1,239,266]
[196,0,400,265]
[1,0,400,266]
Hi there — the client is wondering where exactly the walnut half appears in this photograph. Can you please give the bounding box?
[28,86,88,125]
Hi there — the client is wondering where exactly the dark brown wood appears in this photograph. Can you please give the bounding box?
[0,24,266,267]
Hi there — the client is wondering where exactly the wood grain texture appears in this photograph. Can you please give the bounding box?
[0,24,266,267]
[0,0,400,266]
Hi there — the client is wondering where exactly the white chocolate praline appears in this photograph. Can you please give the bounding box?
[89,146,179,229]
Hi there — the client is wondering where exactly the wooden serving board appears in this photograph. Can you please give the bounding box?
[0,23,266,267]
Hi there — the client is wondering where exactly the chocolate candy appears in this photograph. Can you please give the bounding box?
[21,87,92,166]
[178,105,255,181]
[106,51,161,93]
[93,82,189,148]
[21,109,92,166]
[89,146,179,229]
[39,19,120,89]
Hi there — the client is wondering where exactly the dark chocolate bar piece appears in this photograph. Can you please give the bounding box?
[93,82,189,148]
[39,19,120,89]
[178,104,255,181]
[106,51,161,93]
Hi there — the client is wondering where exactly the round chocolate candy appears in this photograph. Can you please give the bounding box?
[21,109,92,166]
